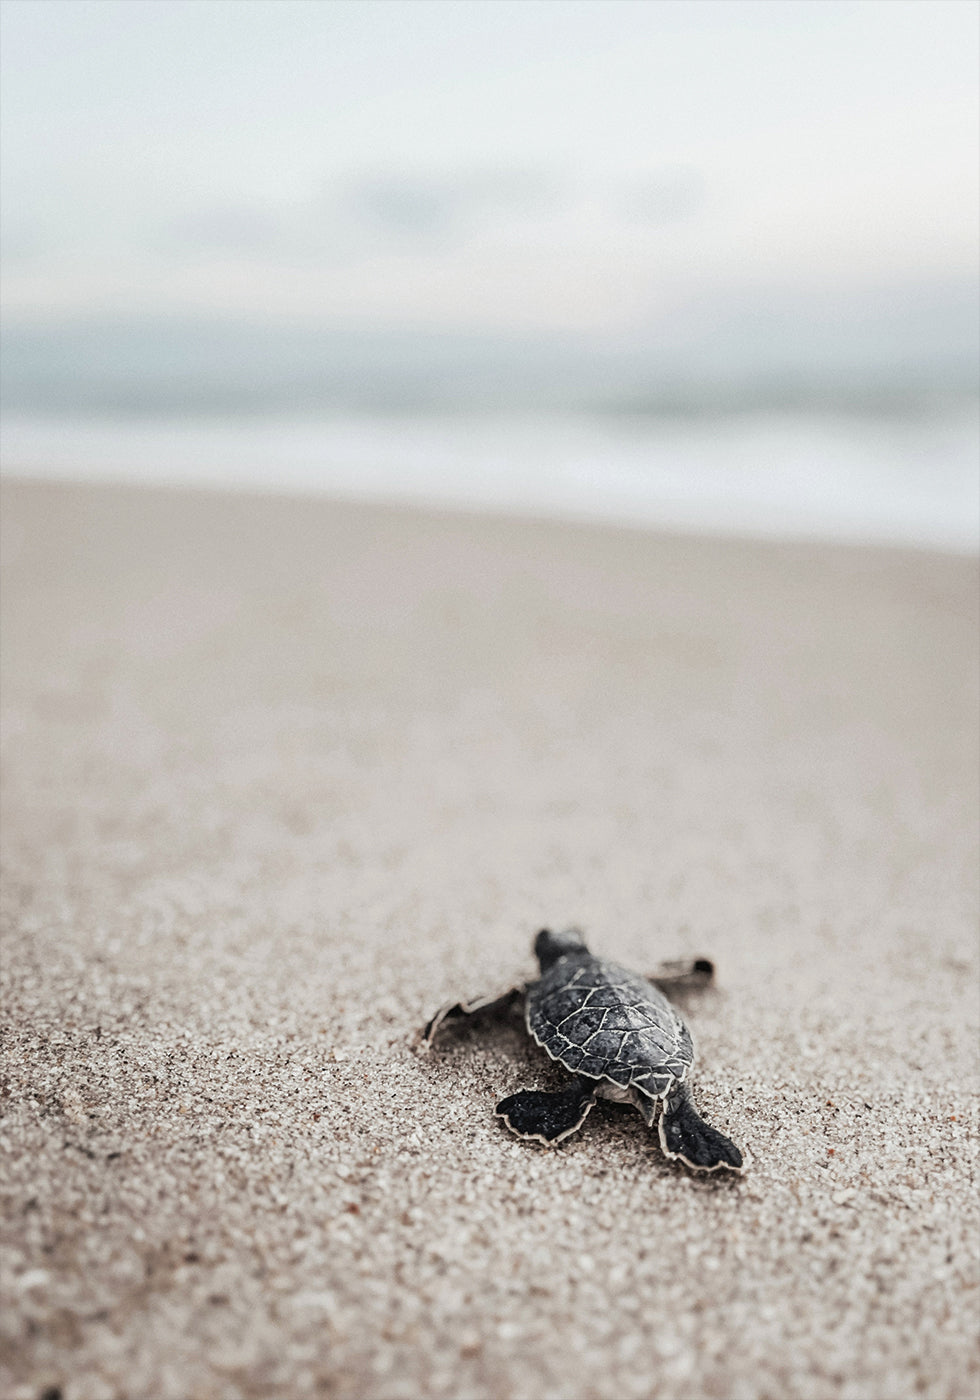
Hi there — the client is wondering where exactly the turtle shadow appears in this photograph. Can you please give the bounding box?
[413,999,528,1059]
[419,1019,744,1186]
[541,1098,746,1187]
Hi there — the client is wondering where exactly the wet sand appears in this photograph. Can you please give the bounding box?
[1,478,977,1400]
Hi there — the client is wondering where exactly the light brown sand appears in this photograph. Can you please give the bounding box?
[1,478,978,1400]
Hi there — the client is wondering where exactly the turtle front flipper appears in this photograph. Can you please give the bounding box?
[495,1079,597,1145]
[658,1083,744,1173]
[647,957,715,991]
[421,985,525,1048]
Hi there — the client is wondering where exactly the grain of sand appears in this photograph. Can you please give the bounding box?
[1,479,978,1400]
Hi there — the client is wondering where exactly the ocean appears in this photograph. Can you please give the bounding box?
[2,316,977,552]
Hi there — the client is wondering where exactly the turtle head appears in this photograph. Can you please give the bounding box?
[534,927,589,971]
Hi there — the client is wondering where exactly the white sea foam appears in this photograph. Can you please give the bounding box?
[2,408,977,552]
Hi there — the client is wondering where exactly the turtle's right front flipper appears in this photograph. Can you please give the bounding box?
[421,985,525,1048]
[647,957,715,991]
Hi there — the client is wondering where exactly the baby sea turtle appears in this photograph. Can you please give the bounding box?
[423,928,744,1173]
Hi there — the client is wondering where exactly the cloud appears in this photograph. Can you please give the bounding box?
[154,205,284,257]
[329,168,559,247]
[342,177,459,241]
[138,169,560,269]
[622,168,706,226]
[0,215,51,264]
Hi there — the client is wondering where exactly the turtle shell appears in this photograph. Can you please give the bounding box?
[526,953,694,1099]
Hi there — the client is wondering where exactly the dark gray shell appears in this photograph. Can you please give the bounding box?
[526,953,694,1099]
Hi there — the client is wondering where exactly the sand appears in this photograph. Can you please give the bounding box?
[1,478,977,1400]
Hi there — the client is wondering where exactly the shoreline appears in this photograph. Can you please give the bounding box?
[3,398,977,554]
[3,466,977,562]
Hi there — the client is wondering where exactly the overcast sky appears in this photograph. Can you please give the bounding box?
[1,0,977,333]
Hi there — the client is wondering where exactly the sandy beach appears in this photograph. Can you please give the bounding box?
[1,477,977,1400]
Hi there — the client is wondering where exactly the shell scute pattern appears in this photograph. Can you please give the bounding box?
[558,1005,606,1037]
[527,957,694,1097]
[581,985,630,1009]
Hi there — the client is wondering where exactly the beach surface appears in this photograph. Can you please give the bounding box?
[1,478,978,1400]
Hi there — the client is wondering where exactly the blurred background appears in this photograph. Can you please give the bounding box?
[1,0,977,548]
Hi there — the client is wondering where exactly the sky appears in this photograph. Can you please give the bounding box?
[1,0,978,336]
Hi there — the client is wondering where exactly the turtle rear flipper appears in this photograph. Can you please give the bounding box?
[496,1080,597,1144]
[658,1083,744,1173]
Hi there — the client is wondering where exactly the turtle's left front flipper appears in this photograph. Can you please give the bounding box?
[658,1083,744,1173]
[496,1079,598,1144]
[421,985,525,1048]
